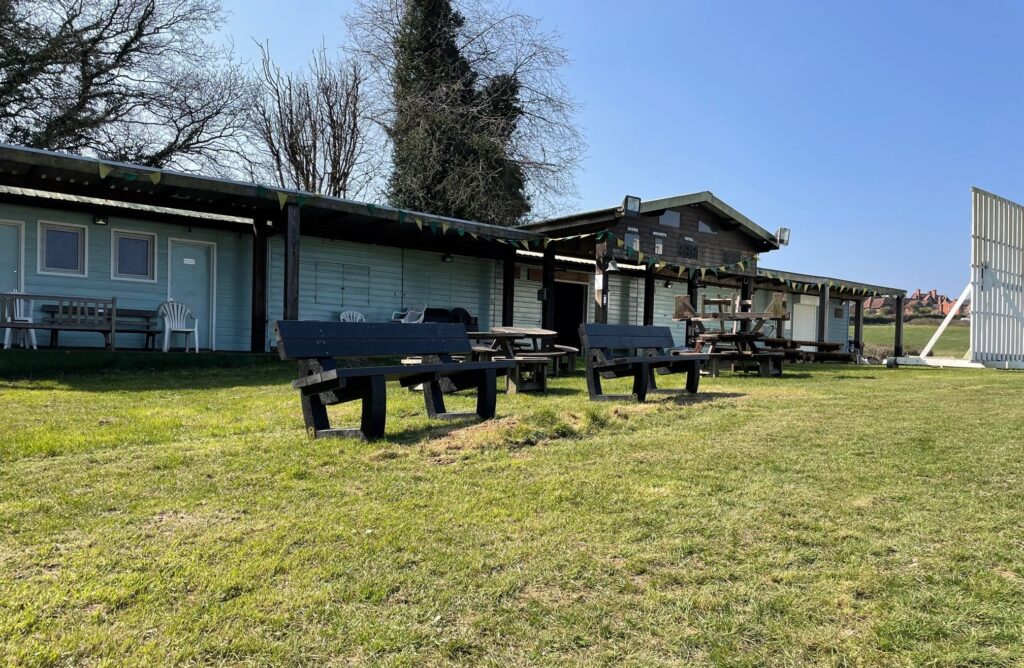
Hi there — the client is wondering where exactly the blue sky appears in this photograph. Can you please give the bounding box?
[221,0,1024,294]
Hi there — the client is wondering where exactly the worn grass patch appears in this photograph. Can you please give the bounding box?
[2,359,1024,665]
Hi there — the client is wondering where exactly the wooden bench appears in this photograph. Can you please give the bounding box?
[273,321,515,440]
[41,305,159,349]
[578,323,709,402]
[1,294,119,350]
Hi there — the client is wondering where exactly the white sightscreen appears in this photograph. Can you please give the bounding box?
[971,187,1024,365]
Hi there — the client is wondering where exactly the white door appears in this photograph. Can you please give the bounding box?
[793,303,818,351]
[168,240,215,350]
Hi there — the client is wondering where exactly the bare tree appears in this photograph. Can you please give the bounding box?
[245,43,372,199]
[0,0,249,173]
[345,0,584,219]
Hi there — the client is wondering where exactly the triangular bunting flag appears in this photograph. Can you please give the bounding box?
[442,223,450,235]
[147,172,161,185]
[123,172,137,182]
[98,163,112,179]
[277,192,288,209]
[456,228,465,237]
[415,217,423,231]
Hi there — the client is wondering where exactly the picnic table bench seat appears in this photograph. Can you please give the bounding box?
[273,321,514,440]
[578,323,709,402]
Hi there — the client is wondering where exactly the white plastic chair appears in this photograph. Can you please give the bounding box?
[339,310,366,323]
[2,291,37,350]
[158,301,199,353]
[391,304,426,324]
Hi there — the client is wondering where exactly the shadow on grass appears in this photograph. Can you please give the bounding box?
[670,391,746,406]
[0,349,295,391]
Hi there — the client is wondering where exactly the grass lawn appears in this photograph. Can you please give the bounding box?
[860,323,971,358]
[3,355,1024,665]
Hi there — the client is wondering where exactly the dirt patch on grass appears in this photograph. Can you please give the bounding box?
[146,509,244,535]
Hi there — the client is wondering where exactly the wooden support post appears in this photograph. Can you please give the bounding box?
[894,294,905,357]
[817,283,830,344]
[686,273,700,345]
[502,250,516,326]
[594,243,609,325]
[541,243,556,330]
[284,203,300,321]
[643,265,655,326]
[250,221,268,353]
[740,276,754,332]
[853,298,864,353]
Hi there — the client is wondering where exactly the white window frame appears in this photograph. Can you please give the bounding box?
[37,220,88,277]
[0,219,26,291]
[111,228,158,283]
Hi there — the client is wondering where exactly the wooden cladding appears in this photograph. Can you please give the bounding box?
[608,204,759,274]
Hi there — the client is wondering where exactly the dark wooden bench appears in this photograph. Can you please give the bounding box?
[578,323,709,402]
[273,321,515,440]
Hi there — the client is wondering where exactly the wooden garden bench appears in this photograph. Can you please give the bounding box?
[1,294,119,350]
[273,321,515,440]
[578,323,709,402]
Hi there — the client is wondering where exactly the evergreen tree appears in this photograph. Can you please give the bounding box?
[388,0,529,226]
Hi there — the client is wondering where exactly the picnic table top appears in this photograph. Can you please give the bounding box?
[690,311,790,322]
[468,327,557,338]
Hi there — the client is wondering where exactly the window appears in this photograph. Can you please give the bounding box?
[624,231,640,252]
[680,241,699,260]
[654,237,664,255]
[834,307,844,319]
[659,210,680,228]
[39,222,86,276]
[722,250,741,266]
[112,230,156,281]
[698,219,717,234]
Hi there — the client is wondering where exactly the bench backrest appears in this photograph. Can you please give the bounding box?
[1,293,116,328]
[49,297,116,327]
[579,323,676,354]
[273,320,472,360]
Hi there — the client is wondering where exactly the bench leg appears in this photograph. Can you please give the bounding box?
[506,365,520,396]
[302,376,387,441]
[686,362,701,393]
[359,376,387,439]
[585,359,604,400]
[423,380,448,418]
[301,392,332,437]
[632,362,649,402]
[476,369,497,420]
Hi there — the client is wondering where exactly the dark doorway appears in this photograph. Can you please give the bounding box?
[553,281,588,348]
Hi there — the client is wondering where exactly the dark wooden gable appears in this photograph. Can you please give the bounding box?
[607,203,760,273]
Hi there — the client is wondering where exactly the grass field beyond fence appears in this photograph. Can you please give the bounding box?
[2,355,1023,665]
[859,322,970,358]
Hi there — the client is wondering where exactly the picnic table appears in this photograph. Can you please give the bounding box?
[467,327,564,394]
[674,295,788,377]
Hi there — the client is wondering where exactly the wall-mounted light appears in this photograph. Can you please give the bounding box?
[663,280,673,288]
[442,254,454,263]
[774,227,791,246]
[93,215,108,226]
[622,195,641,216]
[606,259,620,273]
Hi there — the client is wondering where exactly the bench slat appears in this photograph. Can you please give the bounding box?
[293,360,514,389]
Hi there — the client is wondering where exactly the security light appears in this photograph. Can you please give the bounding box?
[774,227,791,246]
[93,215,108,226]
[606,259,620,273]
[622,195,641,216]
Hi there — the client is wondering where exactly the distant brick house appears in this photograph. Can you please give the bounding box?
[904,289,970,317]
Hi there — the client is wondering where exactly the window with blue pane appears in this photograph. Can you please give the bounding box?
[113,231,155,280]
[41,223,85,275]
